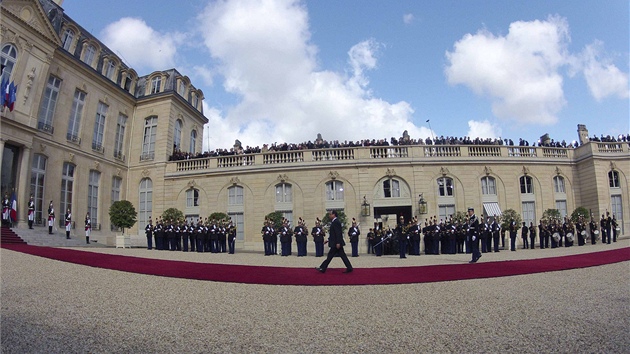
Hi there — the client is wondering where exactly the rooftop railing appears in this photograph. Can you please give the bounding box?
[168,142,627,173]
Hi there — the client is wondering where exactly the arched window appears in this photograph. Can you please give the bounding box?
[150,76,161,94]
[481,176,496,195]
[520,176,533,194]
[383,178,401,198]
[82,44,96,66]
[553,176,565,193]
[1,44,18,80]
[61,28,74,51]
[437,177,454,196]
[275,183,292,203]
[325,180,344,201]
[189,130,197,154]
[139,178,153,230]
[228,186,244,205]
[30,154,47,224]
[173,119,182,151]
[609,171,620,188]
[186,188,199,207]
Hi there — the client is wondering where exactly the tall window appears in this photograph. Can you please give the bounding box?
[114,114,127,160]
[139,178,153,231]
[325,181,344,201]
[150,76,161,94]
[60,162,75,223]
[83,44,96,66]
[87,170,100,225]
[67,89,86,143]
[173,119,182,151]
[178,80,186,96]
[553,176,565,193]
[383,178,401,198]
[111,176,122,203]
[191,93,199,108]
[186,188,199,207]
[437,177,454,196]
[275,183,292,203]
[189,130,197,153]
[104,60,116,80]
[37,75,61,133]
[556,200,567,218]
[609,171,620,188]
[228,213,245,241]
[61,29,74,51]
[30,154,47,224]
[438,204,455,222]
[141,116,157,161]
[228,186,244,205]
[481,176,496,195]
[1,44,17,82]
[522,201,536,226]
[92,102,107,152]
[520,176,533,194]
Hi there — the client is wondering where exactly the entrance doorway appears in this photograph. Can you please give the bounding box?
[1,144,19,196]
[373,206,412,227]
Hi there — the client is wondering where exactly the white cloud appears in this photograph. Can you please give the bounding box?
[580,41,629,101]
[197,0,427,151]
[403,13,414,25]
[466,120,502,139]
[100,17,184,72]
[445,16,570,126]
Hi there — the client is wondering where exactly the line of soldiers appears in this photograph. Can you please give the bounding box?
[144,217,237,254]
[261,217,324,256]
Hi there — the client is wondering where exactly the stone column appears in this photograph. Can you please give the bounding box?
[17,145,31,228]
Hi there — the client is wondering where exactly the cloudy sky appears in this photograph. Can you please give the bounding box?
[62,0,629,151]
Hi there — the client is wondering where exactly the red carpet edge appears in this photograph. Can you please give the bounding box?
[2,244,629,286]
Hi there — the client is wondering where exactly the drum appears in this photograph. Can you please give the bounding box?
[552,232,560,242]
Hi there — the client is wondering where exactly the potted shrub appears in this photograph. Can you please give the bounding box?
[109,200,137,248]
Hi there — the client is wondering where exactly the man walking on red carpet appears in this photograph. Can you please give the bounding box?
[316,210,353,274]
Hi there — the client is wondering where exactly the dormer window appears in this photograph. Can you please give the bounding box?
[151,76,161,94]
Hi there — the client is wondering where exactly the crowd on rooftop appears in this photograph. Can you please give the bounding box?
[169,131,629,161]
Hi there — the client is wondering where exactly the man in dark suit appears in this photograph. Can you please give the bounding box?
[316,210,353,273]
[468,207,482,263]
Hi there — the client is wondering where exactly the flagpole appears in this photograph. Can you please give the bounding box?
[426,119,435,143]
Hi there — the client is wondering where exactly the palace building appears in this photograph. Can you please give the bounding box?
[1,0,627,251]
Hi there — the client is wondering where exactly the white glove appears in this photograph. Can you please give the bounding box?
[472,236,476,241]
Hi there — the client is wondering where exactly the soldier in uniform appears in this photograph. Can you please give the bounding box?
[600,214,608,244]
[311,218,324,257]
[154,217,163,250]
[563,218,574,247]
[280,218,292,256]
[492,216,501,252]
[611,214,618,242]
[47,201,55,234]
[348,218,360,257]
[509,220,517,251]
[189,219,197,252]
[228,221,237,254]
[468,207,481,263]
[145,217,153,249]
[294,217,308,257]
[64,208,72,239]
[529,221,536,249]
[409,217,421,256]
[480,218,490,253]
[1,193,9,226]
[27,195,35,229]
[181,220,189,252]
[521,222,529,249]
[85,212,92,244]
[373,225,383,256]
[219,220,228,252]
[366,228,375,254]
[589,217,598,245]
[262,219,272,256]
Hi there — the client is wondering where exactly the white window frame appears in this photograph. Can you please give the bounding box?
[30,154,47,224]
[228,186,244,205]
[37,75,61,131]
[92,102,107,152]
[114,114,127,160]
[481,176,496,195]
[275,183,292,203]
[520,176,534,194]
[326,180,344,201]
[87,170,100,225]
[139,178,153,231]
[437,177,454,197]
[553,176,565,194]
[67,89,86,143]
[141,116,158,160]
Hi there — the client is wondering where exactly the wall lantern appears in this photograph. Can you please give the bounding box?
[418,193,428,215]
[361,195,371,217]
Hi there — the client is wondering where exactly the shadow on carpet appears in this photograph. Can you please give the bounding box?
[2,244,628,286]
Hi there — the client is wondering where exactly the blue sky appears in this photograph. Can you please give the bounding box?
[60,0,629,151]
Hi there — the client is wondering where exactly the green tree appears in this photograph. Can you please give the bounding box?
[500,208,522,231]
[162,208,184,223]
[109,200,137,234]
[542,208,562,224]
[264,211,284,229]
[322,210,348,233]
[570,206,589,223]
[451,211,467,224]
[209,212,230,223]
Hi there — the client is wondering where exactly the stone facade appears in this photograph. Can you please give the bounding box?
[1,0,627,251]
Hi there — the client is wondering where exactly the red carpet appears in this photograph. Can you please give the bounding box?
[2,244,629,286]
